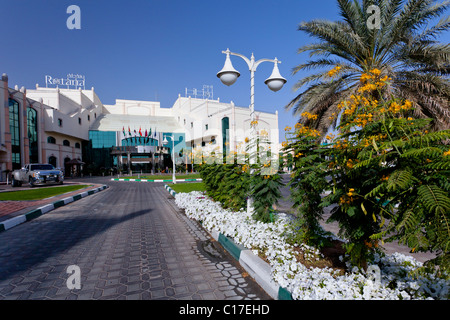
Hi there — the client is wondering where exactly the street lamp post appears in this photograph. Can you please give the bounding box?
[217,48,286,214]
[163,134,176,184]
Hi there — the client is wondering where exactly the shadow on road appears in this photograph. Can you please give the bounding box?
[0,208,151,282]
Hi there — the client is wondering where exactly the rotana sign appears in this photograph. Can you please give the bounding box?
[45,74,85,90]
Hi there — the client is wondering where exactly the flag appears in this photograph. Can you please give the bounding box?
[122,126,126,137]
[139,127,142,137]
[128,126,131,136]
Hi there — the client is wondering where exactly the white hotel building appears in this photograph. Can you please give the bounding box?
[0,73,279,180]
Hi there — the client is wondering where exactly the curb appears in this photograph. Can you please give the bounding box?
[0,185,109,233]
[111,178,202,183]
[164,184,177,197]
[163,184,293,300]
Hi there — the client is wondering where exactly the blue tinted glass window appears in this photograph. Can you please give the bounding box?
[89,131,116,148]
[9,99,21,170]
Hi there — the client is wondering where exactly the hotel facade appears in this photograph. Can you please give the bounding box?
[0,73,279,181]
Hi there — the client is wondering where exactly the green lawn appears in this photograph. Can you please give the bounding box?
[0,185,91,201]
[168,182,205,193]
[126,173,201,180]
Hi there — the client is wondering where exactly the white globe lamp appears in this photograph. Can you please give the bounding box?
[217,49,240,86]
[264,59,286,92]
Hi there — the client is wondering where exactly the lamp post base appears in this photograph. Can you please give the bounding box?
[247,197,254,216]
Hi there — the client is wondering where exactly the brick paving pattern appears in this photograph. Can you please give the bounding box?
[0,183,103,220]
[0,178,270,300]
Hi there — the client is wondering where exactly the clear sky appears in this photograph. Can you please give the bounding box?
[2,0,449,143]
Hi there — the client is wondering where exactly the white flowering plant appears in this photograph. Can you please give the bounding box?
[175,191,449,300]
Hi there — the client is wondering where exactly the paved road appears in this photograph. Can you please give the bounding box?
[0,177,270,300]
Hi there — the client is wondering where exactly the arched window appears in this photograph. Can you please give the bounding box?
[27,107,38,163]
[63,140,70,147]
[48,156,57,167]
[8,99,21,170]
[75,142,81,149]
[222,117,229,156]
[47,136,56,144]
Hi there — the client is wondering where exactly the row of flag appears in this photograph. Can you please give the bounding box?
[122,126,159,144]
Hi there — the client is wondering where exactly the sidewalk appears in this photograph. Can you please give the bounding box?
[275,174,436,264]
[0,182,106,223]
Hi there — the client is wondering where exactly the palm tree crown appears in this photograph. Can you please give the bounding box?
[287,0,450,133]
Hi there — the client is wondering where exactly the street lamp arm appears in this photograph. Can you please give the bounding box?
[222,49,281,72]
[254,58,281,71]
[223,50,252,69]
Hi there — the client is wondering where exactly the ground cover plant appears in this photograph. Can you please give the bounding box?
[0,185,91,201]
[175,191,449,299]
[168,182,206,194]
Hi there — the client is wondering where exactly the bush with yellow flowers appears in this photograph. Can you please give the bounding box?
[285,68,450,272]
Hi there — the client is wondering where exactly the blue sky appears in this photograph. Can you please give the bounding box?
[2,0,449,143]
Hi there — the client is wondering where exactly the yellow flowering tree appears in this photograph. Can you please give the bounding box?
[285,69,450,271]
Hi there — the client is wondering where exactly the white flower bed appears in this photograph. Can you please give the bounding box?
[175,191,449,300]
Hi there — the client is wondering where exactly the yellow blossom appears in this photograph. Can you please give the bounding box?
[301,112,318,120]
[327,65,342,77]
[346,159,354,169]
[369,68,381,76]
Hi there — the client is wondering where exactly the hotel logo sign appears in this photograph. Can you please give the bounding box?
[45,74,86,90]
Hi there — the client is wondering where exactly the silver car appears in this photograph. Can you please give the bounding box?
[11,164,64,187]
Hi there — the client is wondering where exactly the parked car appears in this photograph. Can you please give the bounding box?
[11,164,64,187]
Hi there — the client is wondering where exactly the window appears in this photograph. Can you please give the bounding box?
[78,117,82,125]
[31,164,54,170]
[205,124,209,131]
[190,122,193,128]
[47,136,56,144]
[58,118,63,127]
[27,107,39,163]
[89,131,116,148]
[8,99,21,170]
[94,113,97,119]
[222,117,230,156]
[48,156,57,167]
[75,142,81,149]
[87,115,90,121]
[63,140,70,147]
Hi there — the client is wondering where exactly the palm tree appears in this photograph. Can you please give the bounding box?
[287,0,450,133]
